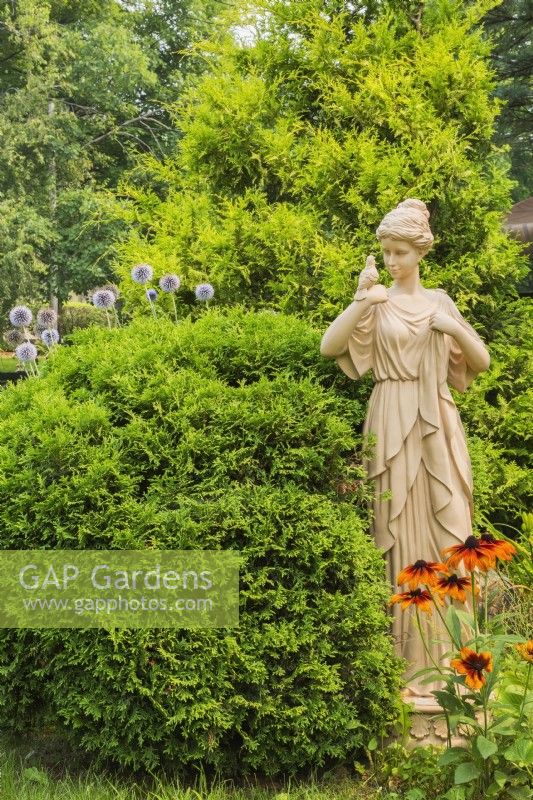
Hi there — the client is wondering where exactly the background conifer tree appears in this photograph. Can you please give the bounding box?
[113,0,527,327]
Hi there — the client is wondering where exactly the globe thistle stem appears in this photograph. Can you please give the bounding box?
[171,294,179,324]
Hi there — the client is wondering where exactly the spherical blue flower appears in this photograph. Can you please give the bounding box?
[4,328,23,347]
[159,273,181,293]
[146,288,158,302]
[36,307,57,329]
[92,289,116,309]
[101,283,120,299]
[15,342,38,362]
[131,263,154,284]
[195,283,215,302]
[9,305,33,327]
[41,328,60,346]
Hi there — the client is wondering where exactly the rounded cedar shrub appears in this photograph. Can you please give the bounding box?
[0,308,401,776]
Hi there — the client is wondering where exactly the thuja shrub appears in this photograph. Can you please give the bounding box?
[110,0,527,329]
[0,309,401,775]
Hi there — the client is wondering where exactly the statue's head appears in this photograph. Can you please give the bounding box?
[376,199,434,256]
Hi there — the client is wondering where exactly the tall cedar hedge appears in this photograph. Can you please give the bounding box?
[0,311,402,775]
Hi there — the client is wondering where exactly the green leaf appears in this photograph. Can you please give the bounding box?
[446,605,463,648]
[454,762,481,784]
[367,737,378,751]
[507,787,533,800]
[439,746,469,766]
[433,689,464,713]
[22,767,49,785]
[489,717,518,736]
[504,738,533,765]
[476,734,498,760]
[493,770,508,788]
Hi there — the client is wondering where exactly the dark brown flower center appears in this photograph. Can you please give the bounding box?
[446,575,460,586]
[464,535,480,549]
[467,656,487,671]
[413,560,428,569]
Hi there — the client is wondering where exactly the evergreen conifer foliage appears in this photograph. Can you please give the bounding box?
[113,0,527,325]
[0,311,402,774]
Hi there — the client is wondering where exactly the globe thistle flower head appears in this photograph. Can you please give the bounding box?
[41,328,60,346]
[92,289,116,310]
[195,283,215,302]
[4,328,23,347]
[146,288,158,302]
[36,307,57,330]
[101,283,120,299]
[15,342,38,362]
[9,305,33,327]
[159,274,181,293]
[131,263,153,284]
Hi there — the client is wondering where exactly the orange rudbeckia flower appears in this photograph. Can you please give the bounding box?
[516,640,533,664]
[390,588,434,614]
[442,535,495,572]
[451,648,493,690]
[435,573,474,603]
[397,559,448,589]
[479,533,517,562]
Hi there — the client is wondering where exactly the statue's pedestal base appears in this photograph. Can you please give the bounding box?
[405,696,455,747]
[404,694,481,748]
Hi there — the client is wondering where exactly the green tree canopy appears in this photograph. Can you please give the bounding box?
[0,0,220,322]
[111,0,527,331]
[485,0,533,199]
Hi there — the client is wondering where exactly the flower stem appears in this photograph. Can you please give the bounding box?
[483,572,489,634]
[471,571,479,646]
[428,588,461,650]
[414,607,444,676]
[517,662,532,727]
[414,608,452,746]
[171,294,179,324]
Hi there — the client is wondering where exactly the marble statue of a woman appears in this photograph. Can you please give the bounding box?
[320,199,490,697]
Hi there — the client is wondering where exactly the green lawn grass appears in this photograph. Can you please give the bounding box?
[0,356,18,372]
[0,747,390,800]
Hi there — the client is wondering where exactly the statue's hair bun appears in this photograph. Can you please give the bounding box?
[375,198,434,254]
[397,198,430,221]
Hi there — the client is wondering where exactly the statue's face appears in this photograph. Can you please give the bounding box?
[380,237,422,281]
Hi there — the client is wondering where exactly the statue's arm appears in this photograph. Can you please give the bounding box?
[320,285,386,358]
[429,310,490,374]
[449,324,490,374]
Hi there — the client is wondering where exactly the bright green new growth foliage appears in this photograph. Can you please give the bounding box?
[112,0,527,327]
[0,310,402,774]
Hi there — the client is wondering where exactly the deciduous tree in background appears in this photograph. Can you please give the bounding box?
[485,0,533,200]
[0,0,220,319]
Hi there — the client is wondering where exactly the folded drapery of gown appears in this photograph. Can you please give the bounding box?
[336,290,484,694]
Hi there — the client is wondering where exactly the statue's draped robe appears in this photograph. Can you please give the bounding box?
[337,289,483,693]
